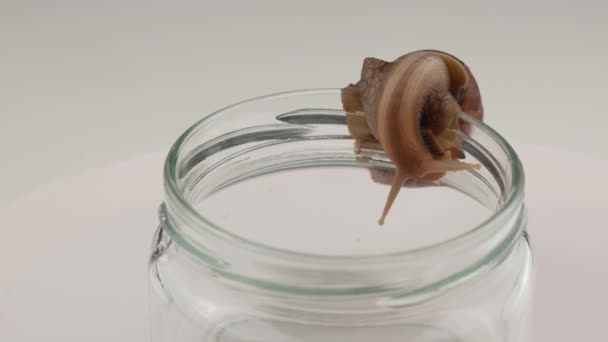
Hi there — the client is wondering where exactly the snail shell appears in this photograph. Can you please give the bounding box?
[341,50,484,225]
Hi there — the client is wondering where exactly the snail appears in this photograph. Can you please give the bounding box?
[341,50,484,225]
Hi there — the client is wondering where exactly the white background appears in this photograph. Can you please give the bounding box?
[1,146,607,341]
[1,0,607,203]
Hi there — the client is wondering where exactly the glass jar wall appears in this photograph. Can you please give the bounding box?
[149,90,533,342]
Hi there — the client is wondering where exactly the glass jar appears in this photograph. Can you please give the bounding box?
[149,89,533,342]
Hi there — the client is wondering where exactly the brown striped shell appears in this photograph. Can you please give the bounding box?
[341,50,484,225]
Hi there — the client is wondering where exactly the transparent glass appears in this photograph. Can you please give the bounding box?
[149,89,533,342]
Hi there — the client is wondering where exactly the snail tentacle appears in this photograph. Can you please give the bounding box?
[378,172,409,226]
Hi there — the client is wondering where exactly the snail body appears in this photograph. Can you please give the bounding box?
[341,50,484,225]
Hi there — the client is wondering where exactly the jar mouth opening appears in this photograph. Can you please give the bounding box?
[163,89,525,265]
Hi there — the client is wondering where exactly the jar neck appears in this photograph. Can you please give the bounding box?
[161,89,525,299]
[160,203,525,298]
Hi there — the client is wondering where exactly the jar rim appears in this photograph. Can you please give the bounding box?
[163,88,525,265]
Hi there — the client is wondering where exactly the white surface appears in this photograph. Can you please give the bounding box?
[0,144,606,341]
[198,166,492,255]
[1,1,608,203]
